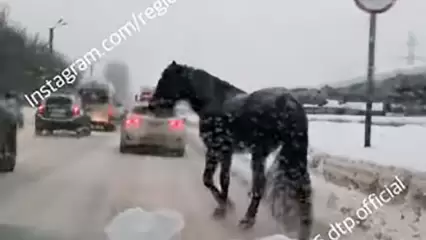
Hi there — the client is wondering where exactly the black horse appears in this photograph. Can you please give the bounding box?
[149,61,312,240]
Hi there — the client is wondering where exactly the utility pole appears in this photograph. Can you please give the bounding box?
[407,32,416,65]
[48,18,67,54]
[353,0,396,148]
[90,64,94,77]
[364,13,377,148]
[48,27,54,53]
[405,32,424,65]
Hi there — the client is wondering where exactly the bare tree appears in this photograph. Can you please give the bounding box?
[0,7,77,99]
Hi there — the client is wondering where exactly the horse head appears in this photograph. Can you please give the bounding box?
[151,60,246,115]
[150,60,205,113]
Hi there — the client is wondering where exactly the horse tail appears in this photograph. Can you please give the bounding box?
[265,132,312,240]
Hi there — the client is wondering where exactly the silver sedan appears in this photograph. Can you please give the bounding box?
[119,102,187,156]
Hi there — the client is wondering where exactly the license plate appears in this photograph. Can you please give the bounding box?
[50,112,65,117]
[52,109,66,113]
[149,121,163,127]
[141,136,163,141]
[92,117,105,122]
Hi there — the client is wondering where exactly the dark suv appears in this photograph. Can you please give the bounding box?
[0,102,17,172]
[34,93,91,137]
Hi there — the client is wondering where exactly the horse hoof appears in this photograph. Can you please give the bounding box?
[226,199,235,209]
[212,206,227,219]
[238,217,255,230]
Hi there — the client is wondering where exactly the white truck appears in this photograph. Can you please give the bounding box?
[135,86,154,102]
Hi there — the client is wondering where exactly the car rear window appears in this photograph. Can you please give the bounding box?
[80,89,109,104]
[45,96,72,105]
[132,106,150,114]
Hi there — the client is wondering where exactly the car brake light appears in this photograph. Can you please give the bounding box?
[108,105,114,117]
[168,119,184,130]
[72,105,80,116]
[125,115,141,128]
[37,105,45,114]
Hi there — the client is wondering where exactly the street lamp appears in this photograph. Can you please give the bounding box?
[49,18,67,53]
[354,0,397,147]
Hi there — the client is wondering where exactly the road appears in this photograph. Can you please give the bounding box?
[0,109,422,240]
[0,116,284,240]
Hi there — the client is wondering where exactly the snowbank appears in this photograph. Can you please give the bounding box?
[309,121,426,206]
[308,114,426,126]
[310,121,426,171]
[185,112,426,127]
[105,207,184,240]
[185,114,426,170]
[187,120,426,239]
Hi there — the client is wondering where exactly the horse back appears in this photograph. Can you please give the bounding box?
[230,87,307,145]
[241,87,305,118]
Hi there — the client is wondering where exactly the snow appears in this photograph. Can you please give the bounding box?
[309,121,426,172]
[185,114,199,123]
[324,99,340,107]
[186,116,426,239]
[256,235,294,240]
[313,100,384,111]
[185,113,426,171]
[308,114,426,126]
[105,207,184,240]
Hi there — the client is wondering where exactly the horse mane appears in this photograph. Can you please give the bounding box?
[181,64,246,98]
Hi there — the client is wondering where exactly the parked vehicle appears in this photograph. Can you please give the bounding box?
[1,91,23,128]
[135,86,154,102]
[34,93,91,137]
[119,101,186,156]
[0,100,17,172]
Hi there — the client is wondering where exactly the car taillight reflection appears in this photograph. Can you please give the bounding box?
[37,105,45,114]
[125,116,141,128]
[72,105,81,116]
[168,119,184,130]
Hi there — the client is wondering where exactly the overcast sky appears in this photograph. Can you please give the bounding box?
[4,0,426,92]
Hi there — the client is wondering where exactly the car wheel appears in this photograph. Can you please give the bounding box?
[105,124,116,132]
[34,128,43,136]
[84,127,92,136]
[76,127,91,138]
[0,125,17,172]
[119,142,129,153]
[172,147,186,157]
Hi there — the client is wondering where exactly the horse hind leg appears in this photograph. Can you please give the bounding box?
[276,142,313,240]
[239,148,268,229]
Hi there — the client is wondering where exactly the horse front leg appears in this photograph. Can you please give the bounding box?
[203,148,222,203]
[214,151,234,218]
[239,149,268,229]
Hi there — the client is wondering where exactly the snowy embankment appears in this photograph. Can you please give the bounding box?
[186,115,426,239]
[308,114,426,126]
[309,121,426,204]
[310,121,426,171]
[186,113,426,173]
